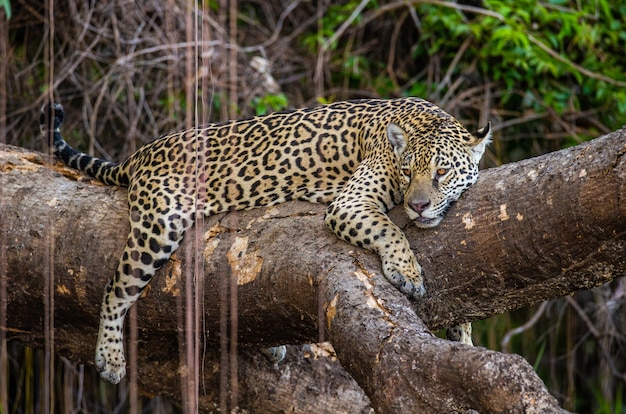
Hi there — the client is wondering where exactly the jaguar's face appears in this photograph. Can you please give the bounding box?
[387,121,492,228]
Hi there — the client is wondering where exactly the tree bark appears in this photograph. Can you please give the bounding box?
[2,128,625,412]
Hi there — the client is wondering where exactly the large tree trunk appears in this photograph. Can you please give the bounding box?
[2,128,625,412]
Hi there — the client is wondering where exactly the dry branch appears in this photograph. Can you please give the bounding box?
[2,128,625,411]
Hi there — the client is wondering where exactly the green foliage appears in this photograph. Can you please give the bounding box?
[301,0,377,52]
[0,0,10,19]
[251,93,288,115]
[532,339,547,372]
[592,382,624,414]
[300,0,626,163]
[423,0,626,123]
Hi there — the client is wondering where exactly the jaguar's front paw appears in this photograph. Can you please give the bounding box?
[395,273,426,299]
[401,278,426,299]
[95,339,127,384]
[382,257,426,300]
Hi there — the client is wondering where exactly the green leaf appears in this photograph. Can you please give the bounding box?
[1,0,11,19]
[251,93,288,116]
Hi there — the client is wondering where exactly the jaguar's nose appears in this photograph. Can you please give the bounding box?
[408,199,430,213]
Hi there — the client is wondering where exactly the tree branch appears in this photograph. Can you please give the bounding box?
[3,128,624,410]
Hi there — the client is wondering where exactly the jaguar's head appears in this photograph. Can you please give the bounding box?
[387,119,491,228]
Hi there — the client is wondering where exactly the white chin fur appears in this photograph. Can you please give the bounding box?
[405,207,442,228]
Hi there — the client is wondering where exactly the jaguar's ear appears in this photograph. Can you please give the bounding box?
[467,122,492,164]
[387,123,408,159]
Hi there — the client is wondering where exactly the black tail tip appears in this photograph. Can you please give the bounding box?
[40,102,65,132]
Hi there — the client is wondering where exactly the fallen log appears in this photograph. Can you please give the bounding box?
[2,128,624,411]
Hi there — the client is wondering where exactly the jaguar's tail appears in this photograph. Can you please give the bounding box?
[40,103,130,187]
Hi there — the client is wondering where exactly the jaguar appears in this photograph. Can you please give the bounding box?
[40,97,491,384]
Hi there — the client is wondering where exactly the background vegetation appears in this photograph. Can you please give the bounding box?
[2,0,626,412]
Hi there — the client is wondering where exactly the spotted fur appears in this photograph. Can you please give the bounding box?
[41,98,490,384]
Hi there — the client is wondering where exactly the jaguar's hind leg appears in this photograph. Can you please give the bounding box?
[446,322,473,346]
[95,206,193,383]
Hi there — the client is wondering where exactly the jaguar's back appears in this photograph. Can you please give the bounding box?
[41,97,490,384]
[125,99,374,216]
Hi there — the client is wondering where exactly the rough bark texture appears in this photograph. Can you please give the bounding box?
[2,128,625,412]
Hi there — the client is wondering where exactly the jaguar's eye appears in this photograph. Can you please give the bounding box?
[435,168,449,178]
[401,168,412,178]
